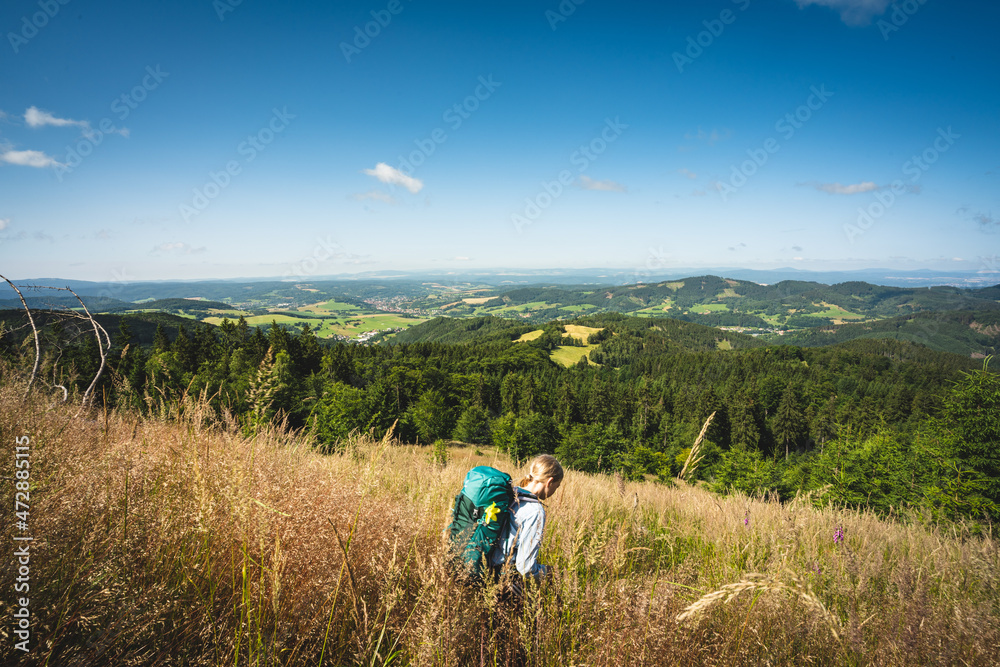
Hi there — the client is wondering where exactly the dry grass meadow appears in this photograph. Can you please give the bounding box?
[1,379,998,666]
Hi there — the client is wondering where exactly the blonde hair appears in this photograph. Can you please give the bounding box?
[519,454,564,488]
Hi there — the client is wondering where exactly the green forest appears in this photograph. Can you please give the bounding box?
[3,308,998,525]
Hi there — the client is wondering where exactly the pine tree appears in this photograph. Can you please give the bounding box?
[773,384,807,460]
[730,391,762,450]
[811,395,838,452]
[153,323,169,352]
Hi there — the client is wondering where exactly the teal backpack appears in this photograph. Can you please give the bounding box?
[447,466,514,582]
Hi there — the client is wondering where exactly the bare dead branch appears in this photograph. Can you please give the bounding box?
[67,286,111,417]
[0,274,41,399]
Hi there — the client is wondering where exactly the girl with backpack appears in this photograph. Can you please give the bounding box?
[487,454,564,666]
[490,454,564,582]
[449,455,564,665]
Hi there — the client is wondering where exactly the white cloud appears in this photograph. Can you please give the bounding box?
[363,162,423,193]
[794,0,892,26]
[0,149,64,168]
[23,106,127,138]
[152,242,206,255]
[678,168,698,180]
[351,190,396,204]
[25,106,89,131]
[813,181,880,195]
[454,256,472,262]
[579,175,627,192]
[0,218,9,231]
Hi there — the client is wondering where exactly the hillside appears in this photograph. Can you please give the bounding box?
[0,309,216,347]
[425,276,1000,328]
[0,295,131,312]
[5,275,997,353]
[389,315,538,345]
[5,387,997,665]
[778,310,1000,357]
[101,297,243,315]
[393,313,764,352]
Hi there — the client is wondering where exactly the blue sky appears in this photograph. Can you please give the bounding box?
[1,0,998,282]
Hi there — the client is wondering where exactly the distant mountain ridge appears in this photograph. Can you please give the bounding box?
[2,273,997,357]
[6,267,999,294]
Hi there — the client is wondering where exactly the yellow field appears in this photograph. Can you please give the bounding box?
[299,299,361,313]
[562,324,602,342]
[550,344,599,367]
[462,297,493,305]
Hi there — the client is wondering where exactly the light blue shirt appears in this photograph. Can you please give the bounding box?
[491,488,548,578]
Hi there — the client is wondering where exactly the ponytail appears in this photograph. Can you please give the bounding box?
[518,454,564,488]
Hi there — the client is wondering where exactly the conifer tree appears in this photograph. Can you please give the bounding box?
[773,384,808,460]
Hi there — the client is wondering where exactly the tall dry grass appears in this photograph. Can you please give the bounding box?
[1,379,998,665]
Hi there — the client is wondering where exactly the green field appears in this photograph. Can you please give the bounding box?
[559,304,596,312]
[305,299,360,312]
[805,303,866,322]
[754,312,786,327]
[509,301,550,311]
[636,299,674,315]
[203,312,428,340]
[689,303,730,314]
[124,309,199,320]
[123,307,251,321]
[490,301,552,314]
[550,344,599,367]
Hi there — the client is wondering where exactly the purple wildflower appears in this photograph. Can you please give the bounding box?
[743,512,749,527]
[833,526,844,545]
